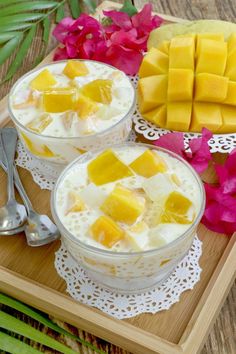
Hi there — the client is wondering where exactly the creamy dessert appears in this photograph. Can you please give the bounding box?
[52,144,204,292]
[9,60,135,165]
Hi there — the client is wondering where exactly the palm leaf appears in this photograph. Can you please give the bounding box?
[43,17,50,43]
[0,331,41,354]
[0,13,44,25]
[56,3,65,23]
[0,22,33,32]
[83,0,96,13]
[0,1,58,17]
[69,0,82,18]
[0,32,21,44]
[0,33,23,67]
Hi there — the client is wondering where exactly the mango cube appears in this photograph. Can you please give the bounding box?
[196,39,227,75]
[139,48,168,78]
[101,185,145,225]
[195,73,228,102]
[90,215,125,248]
[225,49,236,81]
[129,149,167,178]
[161,191,193,224]
[166,102,192,131]
[43,88,76,113]
[224,81,236,105]
[88,149,133,186]
[169,37,195,70]
[196,33,224,56]
[167,68,194,101]
[218,106,236,133]
[157,40,170,55]
[30,69,57,91]
[190,103,222,132]
[20,132,55,158]
[138,75,167,113]
[66,191,85,215]
[227,33,236,56]
[63,60,89,79]
[26,113,52,133]
[76,95,99,119]
[142,105,166,127]
[80,79,112,104]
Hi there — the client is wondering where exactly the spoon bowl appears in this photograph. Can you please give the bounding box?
[0,224,25,236]
[0,200,26,230]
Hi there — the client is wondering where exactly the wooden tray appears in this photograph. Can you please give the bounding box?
[0,2,235,353]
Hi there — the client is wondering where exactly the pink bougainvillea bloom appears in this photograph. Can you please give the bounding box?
[131,3,163,38]
[214,148,236,194]
[103,10,132,30]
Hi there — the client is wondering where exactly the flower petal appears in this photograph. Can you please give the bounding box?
[52,17,75,43]
[103,10,132,30]
[153,132,185,157]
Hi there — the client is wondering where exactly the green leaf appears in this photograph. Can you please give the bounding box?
[0,0,31,5]
[0,310,79,354]
[0,22,33,32]
[69,0,81,18]
[43,17,50,43]
[0,1,58,17]
[0,331,41,354]
[0,33,23,67]
[0,293,105,354]
[120,0,138,16]
[4,25,36,82]
[56,3,65,23]
[0,32,20,44]
[0,13,44,25]
[83,0,96,13]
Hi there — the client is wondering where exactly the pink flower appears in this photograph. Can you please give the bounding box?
[214,148,236,194]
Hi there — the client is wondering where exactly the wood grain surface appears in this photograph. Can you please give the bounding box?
[0,1,235,353]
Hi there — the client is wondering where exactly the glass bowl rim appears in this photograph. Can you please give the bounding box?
[51,142,206,257]
[8,59,136,141]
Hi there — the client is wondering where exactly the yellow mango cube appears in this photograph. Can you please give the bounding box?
[26,113,52,133]
[167,68,194,101]
[66,191,85,215]
[196,39,227,75]
[169,37,195,70]
[20,132,55,158]
[138,75,167,113]
[225,49,236,81]
[80,79,112,104]
[87,149,133,186]
[139,48,168,78]
[30,69,57,91]
[142,105,166,127]
[90,215,124,248]
[195,73,228,102]
[129,149,167,177]
[224,81,236,105]
[43,88,76,113]
[157,40,170,55]
[101,185,145,225]
[227,33,236,56]
[218,106,236,133]
[166,102,192,131]
[161,191,193,224]
[190,103,222,132]
[196,33,224,56]
[76,95,99,119]
[63,60,89,78]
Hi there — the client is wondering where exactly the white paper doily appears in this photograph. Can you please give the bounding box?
[54,236,202,319]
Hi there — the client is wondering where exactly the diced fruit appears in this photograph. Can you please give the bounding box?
[191,103,222,132]
[90,215,125,248]
[87,149,133,186]
[129,149,167,178]
[142,105,166,127]
[139,48,168,78]
[30,69,57,91]
[224,81,236,105]
[79,183,107,208]
[157,40,170,54]
[76,95,99,119]
[171,173,181,186]
[167,68,194,101]
[101,185,145,225]
[218,106,236,133]
[142,173,174,202]
[126,222,149,251]
[43,88,76,113]
[169,37,195,70]
[20,132,55,158]
[196,39,227,75]
[227,33,236,55]
[13,91,37,109]
[80,79,112,104]
[196,33,224,56]
[26,113,52,133]
[195,73,228,102]
[96,105,121,120]
[149,224,190,248]
[66,191,85,215]
[161,191,193,224]
[137,75,167,113]
[166,102,192,131]
[225,49,236,80]
[61,112,75,130]
[63,60,89,79]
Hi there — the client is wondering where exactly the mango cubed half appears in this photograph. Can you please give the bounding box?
[161,191,193,224]
[190,103,222,133]
[196,33,224,56]
[90,215,124,248]
[167,68,194,101]
[227,33,236,56]
[43,88,76,113]
[137,75,167,113]
[87,149,133,186]
[218,106,236,133]
[224,81,236,105]
[26,113,52,133]
[30,69,57,91]
[63,60,89,79]
[157,40,170,55]
[225,49,236,81]
[80,79,112,104]
[169,37,195,70]
[129,149,167,178]
[166,102,192,131]
[101,185,145,225]
[142,105,166,127]
[195,73,228,102]
[76,95,99,119]
[196,39,227,75]
[139,48,168,78]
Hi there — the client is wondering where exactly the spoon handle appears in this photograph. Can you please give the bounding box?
[1,128,18,201]
[13,166,33,215]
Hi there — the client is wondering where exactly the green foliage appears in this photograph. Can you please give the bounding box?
[120,0,138,16]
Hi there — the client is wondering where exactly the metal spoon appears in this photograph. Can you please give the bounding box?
[0,128,27,231]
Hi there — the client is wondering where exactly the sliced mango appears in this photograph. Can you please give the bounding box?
[137,75,167,113]
[161,191,193,224]
[218,105,236,133]
[87,149,133,186]
[80,79,112,104]
[224,81,236,105]
[156,40,170,55]
[63,60,89,79]
[138,48,168,78]
[90,215,125,248]
[20,132,55,158]
[26,113,52,133]
[167,68,194,101]
[43,88,76,113]
[225,49,236,81]
[196,39,227,75]
[196,33,224,56]
[195,73,228,102]
[30,69,57,91]
[227,33,236,55]
[129,149,167,178]
[166,102,192,131]
[169,37,195,70]
[100,185,145,225]
[191,103,222,132]
[66,191,85,215]
[142,105,166,127]
[76,95,99,119]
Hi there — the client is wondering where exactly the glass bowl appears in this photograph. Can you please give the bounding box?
[8,60,136,175]
[51,143,205,293]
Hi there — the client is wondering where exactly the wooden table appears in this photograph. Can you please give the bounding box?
[0,1,235,353]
